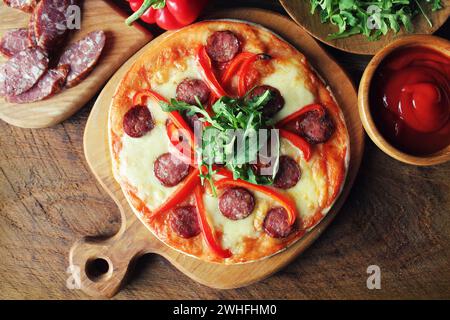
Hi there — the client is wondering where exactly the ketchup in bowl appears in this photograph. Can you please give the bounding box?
[371,47,450,156]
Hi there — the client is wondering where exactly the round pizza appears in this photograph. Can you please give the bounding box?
[109,20,349,264]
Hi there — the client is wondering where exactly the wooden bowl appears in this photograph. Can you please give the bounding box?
[358,35,450,166]
[279,0,450,55]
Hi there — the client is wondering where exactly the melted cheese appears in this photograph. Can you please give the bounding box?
[118,57,203,210]
[261,59,316,122]
[203,192,273,254]
[151,57,202,99]
[119,123,176,210]
[280,138,327,221]
[146,98,170,125]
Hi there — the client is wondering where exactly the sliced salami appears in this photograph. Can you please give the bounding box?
[6,64,69,104]
[273,155,301,189]
[0,28,30,58]
[295,110,335,144]
[0,47,48,97]
[206,30,240,63]
[263,207,292,238]
[123,105,154,138]
[3,0,37,12]
[58,30,106,88]
[35,0,70,52]
[249,85,285,117]
[176,78,210,105]
[154,152,190,187]
[170,205,201,239]
[219,187,255,220]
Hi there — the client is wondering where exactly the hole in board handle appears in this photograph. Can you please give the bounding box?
[86,257,112,282]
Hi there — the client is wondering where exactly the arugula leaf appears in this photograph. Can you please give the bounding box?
[308,0,443,40]
[426,0,442,10]
[339,0,355,10]
[161,90,279,194]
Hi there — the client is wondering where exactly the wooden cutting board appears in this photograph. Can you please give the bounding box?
[0,0,152,128]
[70,8,364,298]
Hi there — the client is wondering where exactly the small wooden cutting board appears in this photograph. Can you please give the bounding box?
[0,0,152,128]
[70,8,364,298]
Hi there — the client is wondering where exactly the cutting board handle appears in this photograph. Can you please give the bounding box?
[69,213,153,298]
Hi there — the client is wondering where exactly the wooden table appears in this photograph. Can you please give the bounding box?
[0,0,449,300]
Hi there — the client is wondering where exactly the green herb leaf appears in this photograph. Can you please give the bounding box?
[162,91,279,193]
[308,0,443,40]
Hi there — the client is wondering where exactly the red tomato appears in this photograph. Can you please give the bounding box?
[127,0,208,30]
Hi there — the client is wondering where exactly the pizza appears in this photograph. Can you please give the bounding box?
[109,20,349,264]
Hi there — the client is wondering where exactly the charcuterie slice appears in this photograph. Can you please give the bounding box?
[0,28,30,58]
[218,187,255,220]
[3,0,37,12]
[58,30,106,88]
[34,0,76,52]
[273,156,301,189]
[206,30,240,63]
[109,21,349,264]
[169,206,201,239]
[6,64,69,103]
[176,78,210,105]
[263,207,293,238]
[0,47,48,97]
[249,85,285,117]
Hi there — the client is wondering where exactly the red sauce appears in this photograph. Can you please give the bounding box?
[371,47,450,155]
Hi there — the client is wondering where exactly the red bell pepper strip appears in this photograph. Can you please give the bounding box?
[194,185,232,258]
[148,168,201,219]
[126,0,208,31]
[276,103,325,127]
[166,121,195,165]
[212,165,234,178]
[197,46,228,98]
[133,89,195,147]
[236,53,270,97]
[279,129,312,161]
[215,178,297,226]
[221,52,256,87]
[166,120,180,144]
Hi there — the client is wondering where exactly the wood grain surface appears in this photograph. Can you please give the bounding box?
[1,0,450,299]
[280,0,450,55]
[0,0,152,128]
